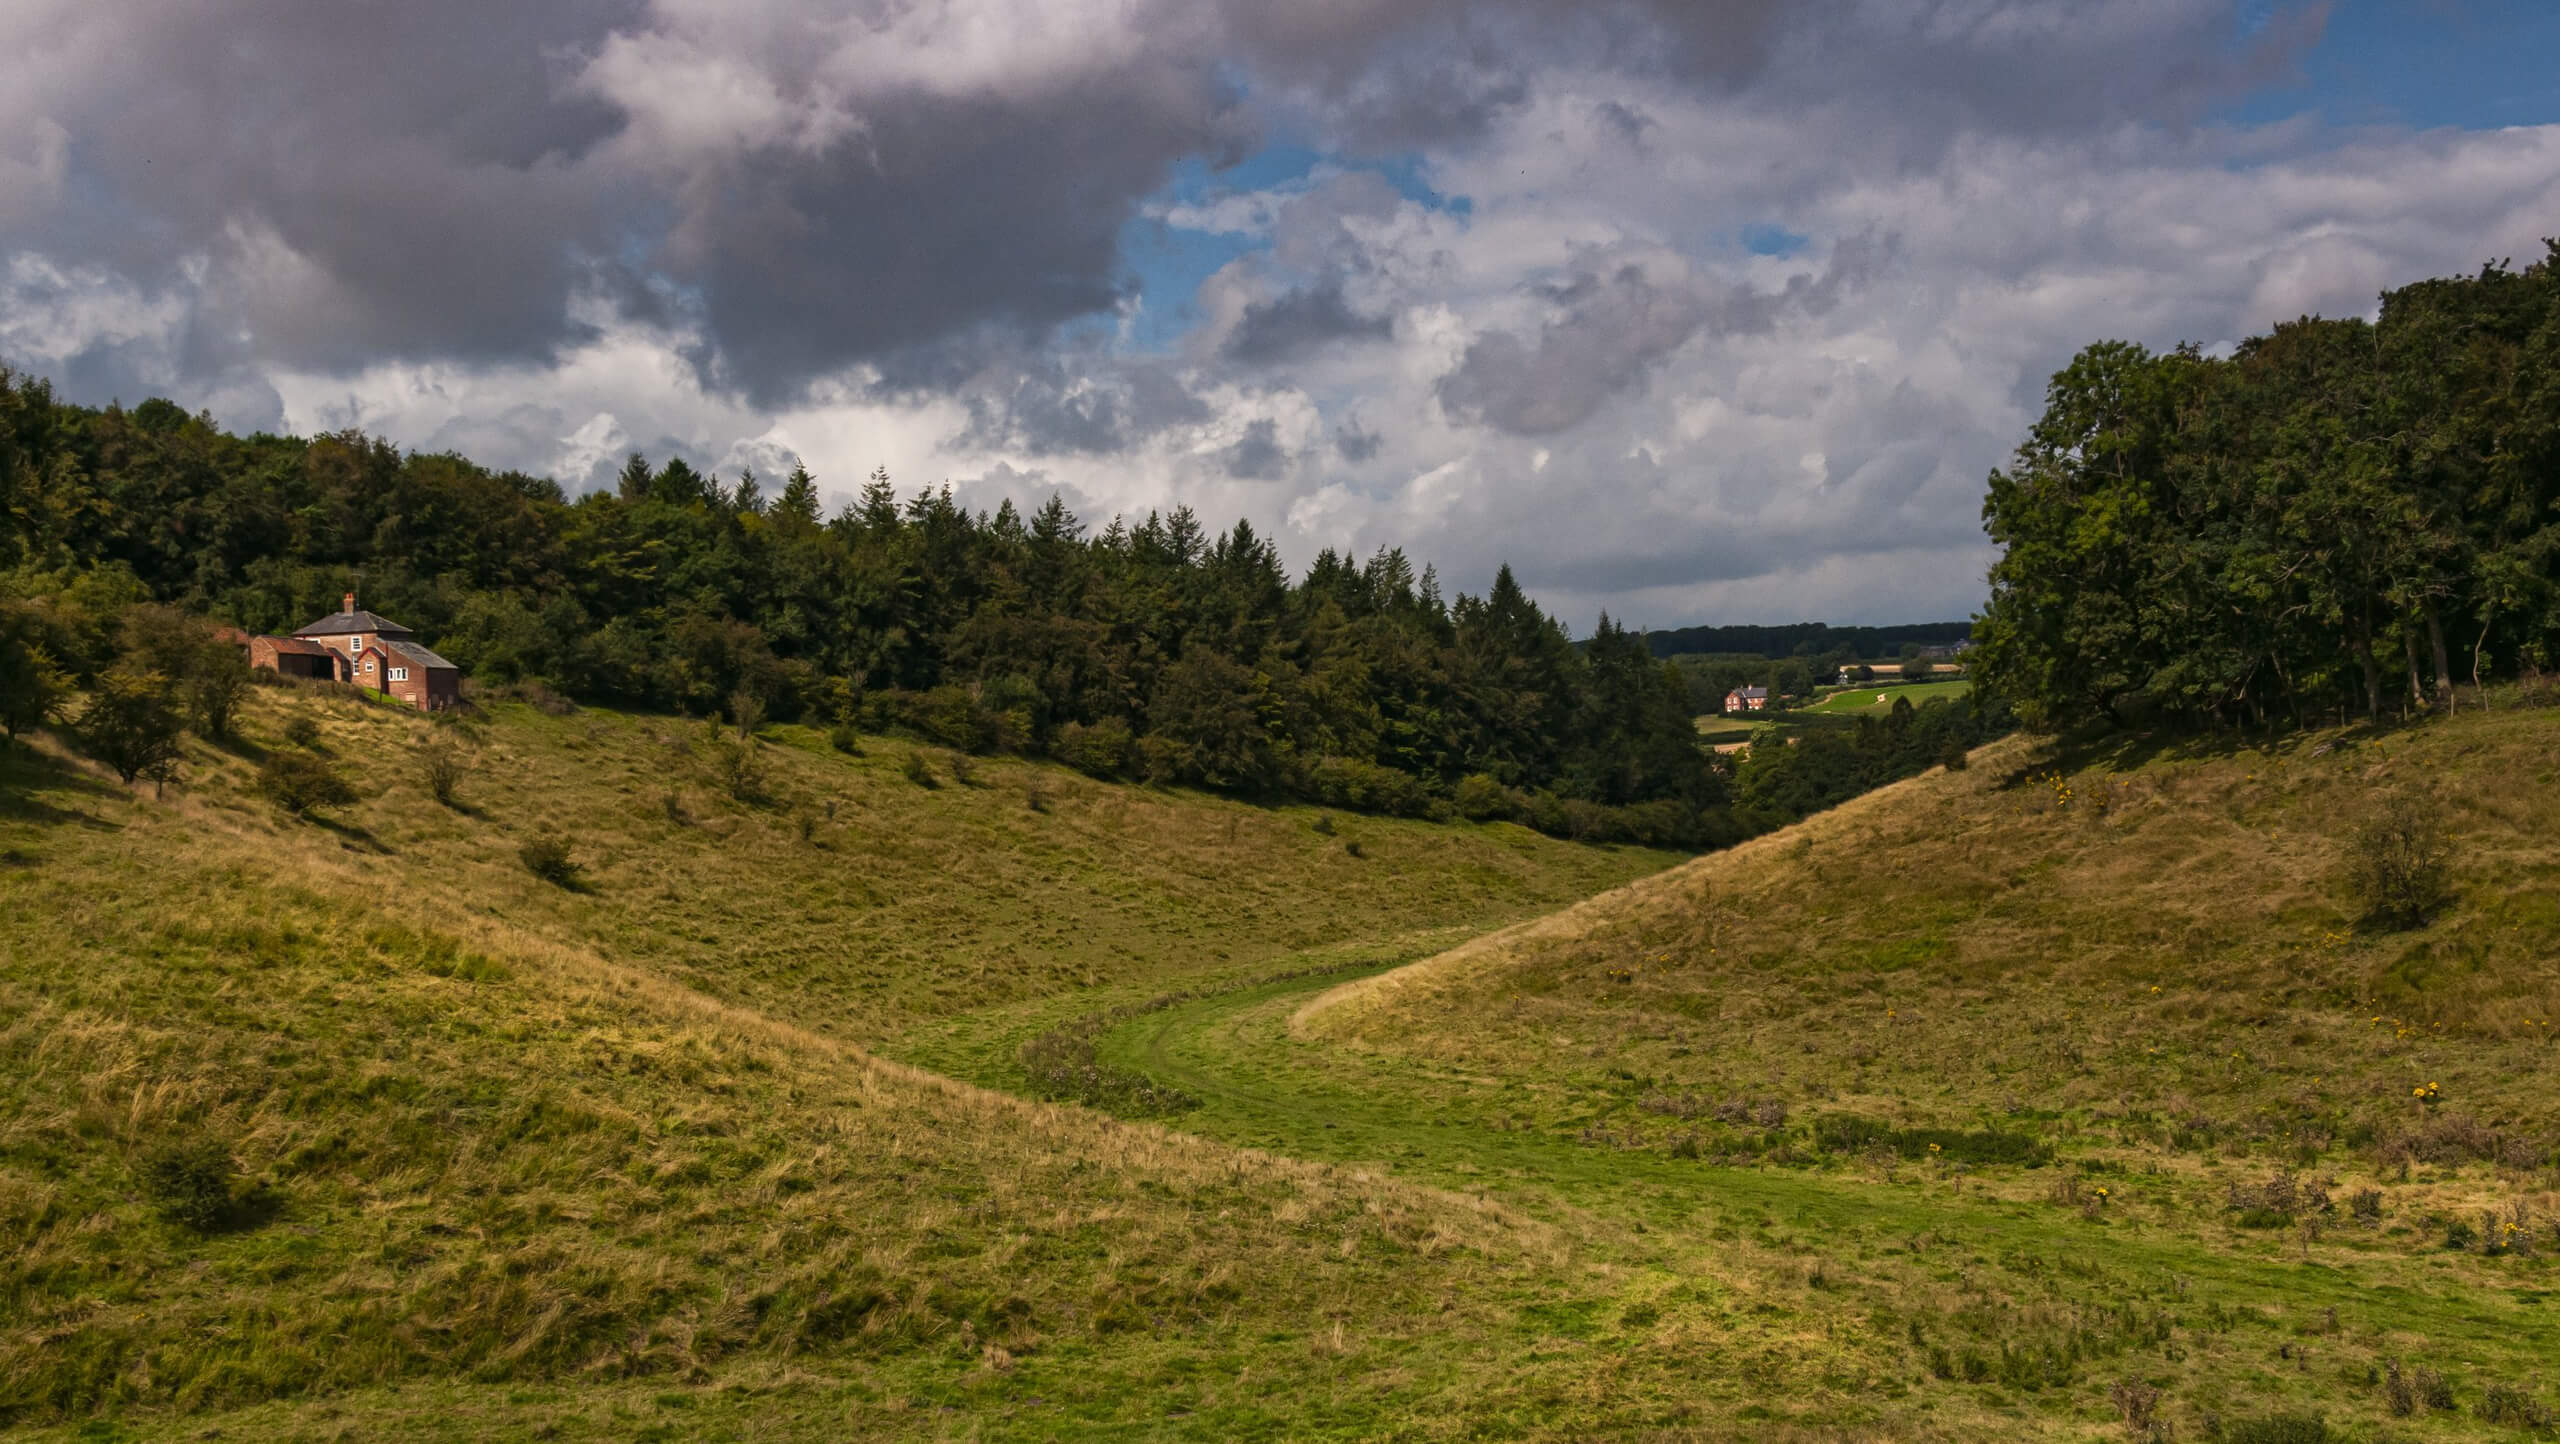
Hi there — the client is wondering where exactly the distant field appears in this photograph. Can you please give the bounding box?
[1692,711,1760,741]
[1804,676,1972,714]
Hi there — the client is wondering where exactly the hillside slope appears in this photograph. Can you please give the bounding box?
[0,683,1675,1439]
[1284,703,2560,1435]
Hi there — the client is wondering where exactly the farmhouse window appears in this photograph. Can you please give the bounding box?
[389,667,408,681]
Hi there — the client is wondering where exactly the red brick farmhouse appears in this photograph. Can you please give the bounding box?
[247,593,461,711]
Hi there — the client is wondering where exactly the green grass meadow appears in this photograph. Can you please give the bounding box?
[7,678,2560,1439]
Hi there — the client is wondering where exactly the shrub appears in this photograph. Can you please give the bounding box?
[2108,1378,2163,1439]
[519,834,580,886]
[1019,1022,1198,1117]
[828,722,862,755]
[1938,736,1971,771]
[1454,772,1525,822]
[946,751,976,786]
[80,666,187,787]
[258,749,359,817]
[727,685,766,741]
[2385,1359,2417,1416]
[2345,795,2453,928]
[283,715,322,749]
[0,608,72,742]
[1052,718,1135,778]
[712,735,769,803]
[138,1135,237,1232]
[419,739,466,807]
[1813,1113,2053,1166]
[1304,755,1438,818]
[1025,780,1049,812]
[186,646,253,742]
[901,750,937,788]
[2222,1414,2329,1444]
[2480,1383,2555,1430]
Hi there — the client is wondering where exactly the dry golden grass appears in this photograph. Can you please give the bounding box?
[0,683,1669,1437]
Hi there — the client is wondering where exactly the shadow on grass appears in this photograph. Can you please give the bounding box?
[0,738,130,829]
[308,812,395,855]
[1988,715,2421,791]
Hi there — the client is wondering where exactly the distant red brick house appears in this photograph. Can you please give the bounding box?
[247,593,461,711]
[1725,685,1769,713]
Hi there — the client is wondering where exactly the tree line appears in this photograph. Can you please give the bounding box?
[0,378,1769,840]
[1640,620,1971,663]
[1975,244,2560,732]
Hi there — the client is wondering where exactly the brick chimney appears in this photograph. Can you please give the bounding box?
[343,590,356,614]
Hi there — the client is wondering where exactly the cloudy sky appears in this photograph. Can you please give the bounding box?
[4,1,2556,627]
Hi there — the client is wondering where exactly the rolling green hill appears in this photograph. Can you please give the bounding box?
[13,673,2560,1440]
[1291,702,2560,1438]
[0,681,1676,1441]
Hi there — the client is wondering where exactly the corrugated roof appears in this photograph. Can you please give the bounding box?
[293,608,416,638]
[384,638,458,670]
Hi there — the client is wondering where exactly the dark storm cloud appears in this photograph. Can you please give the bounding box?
[1222,282,1394,363]
[3,0,637,379]
[2,0,2328,413]
[1334,420,1384,461]
[1223,418,1292,479]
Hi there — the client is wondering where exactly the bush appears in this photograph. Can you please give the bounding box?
[2480,1383,2555,1430]
[1813,1113,2053,1166]
[1304,755,1439,818]
[0,607,72,742]
[80,666,187,787]
[712,735,770,803]
[828,722,862,755]
[258,749,359,817]
[282,715,322,749]
[901,750,937,788]
[419,739,466,807]
[187,646,252,742]
[2222,1414,2329,1444]
[946,751,976,786]
[1052,718,1135,778]
[1019,1023,1199,1117]
[519,834,580,886]
[1454,772,1525,822]
[2346,795,2453,928]
[138,1135,237,1232]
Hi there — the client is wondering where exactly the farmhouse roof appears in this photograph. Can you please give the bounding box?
[1732,685,1768,698]
[261,636,332,656]
[295,608,415,638]
[383,638,458,671]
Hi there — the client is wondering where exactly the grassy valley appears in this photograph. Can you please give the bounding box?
[0,681,1675,1441]
[10,674,2560,1440]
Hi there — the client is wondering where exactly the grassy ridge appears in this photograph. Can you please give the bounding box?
[1287,707,2560,1436]
[0,684,1675,1438]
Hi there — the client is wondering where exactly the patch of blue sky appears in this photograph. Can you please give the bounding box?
[1739,223,1809,258]
[2222,0,2560,131]
[1114,143,1467,352]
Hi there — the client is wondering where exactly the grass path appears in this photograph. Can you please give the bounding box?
[891,918,2560,1437]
